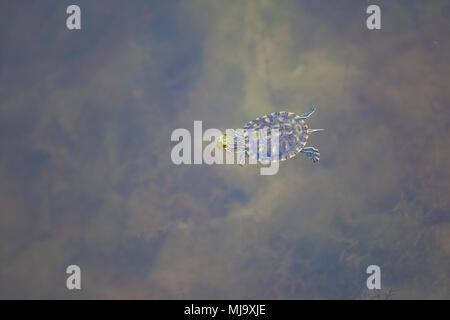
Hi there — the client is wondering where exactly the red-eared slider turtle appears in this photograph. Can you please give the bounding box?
[217,108,323,165]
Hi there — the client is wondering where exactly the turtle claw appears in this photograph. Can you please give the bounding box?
[301,147,320,163]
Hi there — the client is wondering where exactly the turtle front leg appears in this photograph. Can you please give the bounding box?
[301,147,320,163]
[297,107,315,119]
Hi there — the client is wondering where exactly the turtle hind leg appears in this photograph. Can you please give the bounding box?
[301,147,320,163]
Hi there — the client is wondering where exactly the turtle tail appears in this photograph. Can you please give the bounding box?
[307,128,324,134]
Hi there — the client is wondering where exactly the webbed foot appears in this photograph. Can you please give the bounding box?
[301,147,320,163]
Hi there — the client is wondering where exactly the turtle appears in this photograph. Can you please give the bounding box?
[217,108,323,166]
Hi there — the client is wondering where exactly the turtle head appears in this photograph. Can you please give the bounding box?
[217,134,234,150]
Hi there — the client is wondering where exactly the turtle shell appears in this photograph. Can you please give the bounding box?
[242,111,309,163]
